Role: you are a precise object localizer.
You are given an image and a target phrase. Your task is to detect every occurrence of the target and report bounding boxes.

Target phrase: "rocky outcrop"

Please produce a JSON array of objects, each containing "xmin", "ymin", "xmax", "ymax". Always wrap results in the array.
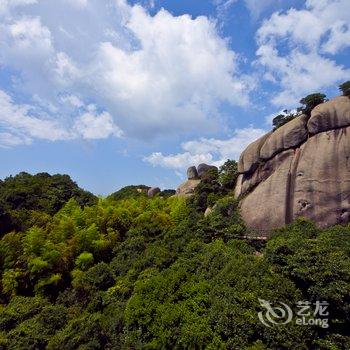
[
  {"xmin": 238, "ymin": 133, "xmax": 272, "ymax": 174},
  {"xmin": 176, "ymin": 164, "xmax": 218, "ymax": 196},
  {"xmin": 307, "ymin": 96, "xmax": 350, "ymax": 134},
  {"xmin": 147, "ymin": 187, "xmax": 161, "ymax": 197},
  {"xmin": 235, "ymin": 95, "xmax": 350, "ymax": 234},
  {"xmin": 187, "ymin": 166, "xmax": 199, "ymax": 180},
  {"xmin": 260, "ymin": 115, "xmax": 308, "ymax": 160},
  {"xmin": 197, "ymin": 163, "xmax": 218, "ymax": 178},
  {"xmin": 176, "ymin": 179, "xmax": 201, "ymax": 196}
]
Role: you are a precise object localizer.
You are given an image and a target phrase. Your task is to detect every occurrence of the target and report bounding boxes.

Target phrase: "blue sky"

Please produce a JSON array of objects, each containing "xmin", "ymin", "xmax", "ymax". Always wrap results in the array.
[{"xmin": 0, "ymin": 0, "xmax": 349, "ymax": 195}]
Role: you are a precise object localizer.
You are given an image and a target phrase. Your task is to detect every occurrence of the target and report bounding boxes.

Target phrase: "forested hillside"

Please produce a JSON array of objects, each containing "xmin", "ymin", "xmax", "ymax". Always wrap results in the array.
[
  {"xmin": 0, "ymin": 172, "xmax": 97, "ymax": 236},
  {"xmin": 0, "ymin": 170, "xmax": 349, "ymax": 349}
]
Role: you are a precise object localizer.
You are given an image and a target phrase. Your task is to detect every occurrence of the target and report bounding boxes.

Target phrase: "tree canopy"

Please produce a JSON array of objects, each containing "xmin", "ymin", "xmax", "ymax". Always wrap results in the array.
[
  {"xmin": 299, "ymin": 93, "xmax": 327, "ymax": 116},
  {"xmin": 339, "ymin": 80, "xmax": 350, "ymax": 97},
  {"xmin": 0, "ymin": 171, "xmax": 349, "ymax": 349},
  {"xmin": 0, "ymin": 172, "xmax": 97, "ymax": 236}
]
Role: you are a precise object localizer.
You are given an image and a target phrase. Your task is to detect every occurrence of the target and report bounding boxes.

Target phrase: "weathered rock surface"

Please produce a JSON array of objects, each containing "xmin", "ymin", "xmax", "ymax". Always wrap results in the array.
[
  {"xmin": 239, "ymin": 150, "xmax": 295, "ymax": 233},
  {"xmin": 176, "ymin": 179, "xmax": 201, "ymax": 196},
  {"xmin": 235, "ymin": 95, "xmax": 350, "ymax": 234},
  {"xmin": 237, "ymin": 149, "xmax": 295, "ymax": 197},
  {"xmin": 291, "ymin": 127, "xmax": 350, "ymax": 227},
  {"xmin": 147, "ymin": 187, "xmax": 161, "ymax": 197},
  {"xmin": 175, "ymin": 163, "xmax": 218, "ymax": 197},
  {"xmin": 260, "ymin": 115, "xmax": 308, "ymax": 160},
  {"xmin": 308, "ymin": 96, "xmax": 350, "ymax": 134},
  {"xmin": 187, "ymin": 166, "xmax": 199, "ymax": 180},
  {"xmin": 238, "ymin": 133, "xmax": 272, "ymax": 173},
  {"xmin": 197, "ymin": 163, "xmax": 218, "ymax": 178}
]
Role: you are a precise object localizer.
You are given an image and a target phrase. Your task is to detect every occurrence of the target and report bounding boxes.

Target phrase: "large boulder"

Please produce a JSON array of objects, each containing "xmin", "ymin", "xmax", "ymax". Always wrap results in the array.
[
  {"xmin": 260, "ymin": 115, "xmax": 308, "ymax": 160},
  {"xmin": 147, "ymin": 187, "xmax": 161, "ymax": 198},
  {"xmin": 307, "ymin": 96, "xmax": 350, "ymax": 134},
  {"xmin": 197, "ymin": 163, "xmax": 218, "ymax": 178},
  {"xmin": 238, "ymin": 132, "xmax": 272, "ymax": 174},
  {"xmin": 176, "ymin": 179, "xmax": 201, "ymax": 196},
  {"xmin": 235, "ymin": 95, "xmax": 350, "ymax": 234},
  {"xmin": 187, "ymin": 166, "xmax": 199, "ymax": 180}
]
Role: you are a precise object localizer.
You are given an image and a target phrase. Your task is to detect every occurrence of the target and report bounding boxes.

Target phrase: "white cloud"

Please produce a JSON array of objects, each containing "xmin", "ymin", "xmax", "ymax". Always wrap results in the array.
[
  {"xmin": 144, "ymin": 127, "xmax": 266, "ymax": 171},
  {"xmin": 1, "ymin": 16, "xmax": 54, "ymax": 62},
  {"xmin": 0, "ymin": 0, "xmax": 252, "ymax": 144},
  {"xmin": 0, "ymin": 90, "xmax": 123, "ymax": 147},
  {"xmin": 0, "ymin": 0, "xmax": 37, "ymax": 16},
  {"xmin": 54, "ymin": 52, "xmax": 80, "ymax": 84},
  {"xmin": 74, "ymin": 111, "xmax": 123, "ymax": 139},
  {"xmin": 0, "ymin": 132, "xmax": 31, "ymax": 147},
  {"xmin": 145, "ymin": 152, "xmax": 213, "ymax": 170},
  {"xmin": 256, "ymin": 0, "xmax": 350, "ymax": 107},
  {"xmin": 244, "ymin": 0, "xmax": 275, "ymax": 19},
  {"xmin": 60, "ymin": 94, "xmax": 84, "ymax": 108},
  {"xmin": 0, "ymin": 90, "xmax": 72, "ymax": 144},
  {"xmin": 64, "ymin": 0, "xmax": 88, "ymax": 9},
  {"xmin": 88, "ymin": 5, "xmax": 251, "ymax": 138},
  {"xmin": 214, "ymin": 0, "xmax": 276, "ymax": 20}
]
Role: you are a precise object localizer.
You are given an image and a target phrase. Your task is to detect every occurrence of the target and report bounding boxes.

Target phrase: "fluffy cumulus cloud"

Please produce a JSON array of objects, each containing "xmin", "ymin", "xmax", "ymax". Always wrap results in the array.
[
  {"xmin": 0, "ymin": 0, "xmax": 251, "ymax": 146},
  {"xmin": 256, "ymin": 0, "xmax": 350, "ymax": 107},
  {"xmin": 0, "ymin": 90, "xmax": 121, "ymax": 147},
  {"xmin": 74, "ymin": 110, "xmax": 123, "ymax": 140},
  {"xmin": 0, "ymin": 90, "xmax": 71, "ymax": 146},
  {"xmin": 144, "ymin": 127, "xmax": 266, "ymax": 171}
]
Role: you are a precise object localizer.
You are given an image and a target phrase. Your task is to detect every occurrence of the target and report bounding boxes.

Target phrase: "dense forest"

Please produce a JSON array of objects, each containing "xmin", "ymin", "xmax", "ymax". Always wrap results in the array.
[{"xmin": 0, "ymin": 170, "xmax": 349, "ymax": 349}]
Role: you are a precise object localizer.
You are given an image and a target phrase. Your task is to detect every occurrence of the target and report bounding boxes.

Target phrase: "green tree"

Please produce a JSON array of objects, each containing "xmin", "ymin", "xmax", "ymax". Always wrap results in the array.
[
  {"xmin": 299, "ymin": 93, "xmax": 326, "ymax": 116},
  {"xmin": 75, "ymin": 252, "xmax": 94, "ymax": 270},
  {"xmin": 272, "ymin": 110, "xmax": 298, "ymax": 130},
  {"xmin": 339, "ymin": 80, "xmax": 350, "ymax": 97},
  {"xmin": 219, "ymin": 159, "xmax": 239, "ymax": 189}
]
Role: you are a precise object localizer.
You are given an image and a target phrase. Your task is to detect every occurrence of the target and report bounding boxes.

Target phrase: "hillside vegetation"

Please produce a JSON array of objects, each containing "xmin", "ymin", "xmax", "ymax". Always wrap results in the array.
[{"xmin": 0, "ymin": 171, "xmax": 349, "ymax": 349}]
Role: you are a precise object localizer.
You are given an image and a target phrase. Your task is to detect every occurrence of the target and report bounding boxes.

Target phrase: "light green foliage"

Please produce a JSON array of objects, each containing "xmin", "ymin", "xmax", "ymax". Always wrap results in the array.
[
  {"xmin": 29, "ymin": 257, "xmax": 50, "ymax": 275},
  {"xmin": 0, "ymin": 180, "xmax": 349, "ymax": 349},
  {"xmin": 0, "ymin": 172, "xmax": 97, "ymax": 236},
  {"xmin": 75, "ymin": 252, "xmax": 94, "ymax": 270},
  {"xmin": 2, "ymin": 269, "xmax": 23, "ymax": 296}
]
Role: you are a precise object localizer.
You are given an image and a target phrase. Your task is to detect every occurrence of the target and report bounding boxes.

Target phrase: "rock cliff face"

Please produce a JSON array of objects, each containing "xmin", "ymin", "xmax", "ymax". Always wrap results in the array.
[{"xmin": 235, "ymin": 96, "xmax": 350, "ymax": 234}]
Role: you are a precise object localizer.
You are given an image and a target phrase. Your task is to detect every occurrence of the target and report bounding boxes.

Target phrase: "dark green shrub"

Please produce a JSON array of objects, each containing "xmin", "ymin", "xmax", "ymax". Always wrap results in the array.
[
  {"xmin": 272, "ymin": 110, "xmax": 298, "ymax": 130},
  {"xmin": 219, "ymin": 159, "xmax": 239, "ymax": 189},
  {"xmin": 339, "ymin": 80, "xmax": 350, "ymax": 97},
  {"xmin": 299, "ymin": 93, "xmax": 326, "ymax": 116}
]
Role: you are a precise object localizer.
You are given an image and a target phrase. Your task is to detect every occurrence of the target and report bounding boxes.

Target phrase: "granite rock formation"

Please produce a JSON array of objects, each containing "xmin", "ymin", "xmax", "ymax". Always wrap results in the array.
[
  {"xmin": 147, "ymin": 187, "xmax": 161, "ymax": 198},
  {"xmin": 176, "ymin": 164, "xmax": 218, "ymax": 196},
  {"xmin": 235, "ymin": 95, "xmax": 350, "ymax": 234},
  {"xmin": 187, "ymin": 166, "xmax": 199, "ymax": 180},
  {"xmin": 197, "ymin": 163, "xmax": 218, "ymax": 179},
  {"xmin": 176, "ymin": 179, "xmax": 201, "ymax": 196}
]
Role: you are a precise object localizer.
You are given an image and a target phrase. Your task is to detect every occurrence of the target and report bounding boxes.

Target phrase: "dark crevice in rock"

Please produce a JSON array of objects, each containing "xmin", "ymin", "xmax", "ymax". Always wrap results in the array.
[{"xmin": 286, "ymin": 148, "xmax": 302, "ymax": 224}]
